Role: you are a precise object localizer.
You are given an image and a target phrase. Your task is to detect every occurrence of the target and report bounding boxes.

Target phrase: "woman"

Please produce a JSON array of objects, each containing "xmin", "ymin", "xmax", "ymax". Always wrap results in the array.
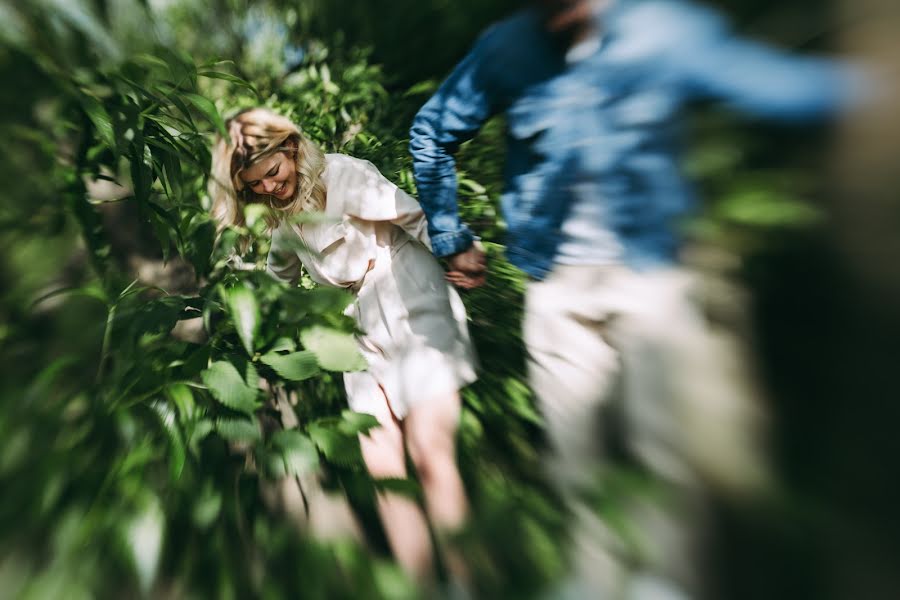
[{"xmin": 208, "ymin": 108, "xmax": 476, "ymax": 583}]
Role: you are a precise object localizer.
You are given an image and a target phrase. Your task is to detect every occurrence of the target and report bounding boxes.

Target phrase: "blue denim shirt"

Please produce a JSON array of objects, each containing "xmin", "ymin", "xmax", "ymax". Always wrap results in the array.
[{"xmin": 409, "ymin": 0, "xmax": 860, "ymax": 279}]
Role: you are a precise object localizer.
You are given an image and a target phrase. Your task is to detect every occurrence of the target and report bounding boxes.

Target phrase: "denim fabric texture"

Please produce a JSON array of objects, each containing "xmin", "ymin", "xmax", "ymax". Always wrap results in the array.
[{"xmin": 409, "ymin": 0, "xmax": 858, "ymax": 279}]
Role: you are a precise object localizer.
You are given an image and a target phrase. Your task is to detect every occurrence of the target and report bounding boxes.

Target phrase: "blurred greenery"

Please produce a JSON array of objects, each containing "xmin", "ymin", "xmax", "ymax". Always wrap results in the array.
[{"xmin": 1, "ymin": 1, "xmax": 897, "ymax": 599}]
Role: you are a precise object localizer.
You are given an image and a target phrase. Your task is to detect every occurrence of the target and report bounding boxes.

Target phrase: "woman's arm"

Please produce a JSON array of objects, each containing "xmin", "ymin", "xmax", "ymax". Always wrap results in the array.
[
  {"xmin": 341, "ymin": 158, "xmax": 433, "ymax": 250},
  {"xmin": 266, "ymin": 225, "xmax": 302, "ymax": 284}
]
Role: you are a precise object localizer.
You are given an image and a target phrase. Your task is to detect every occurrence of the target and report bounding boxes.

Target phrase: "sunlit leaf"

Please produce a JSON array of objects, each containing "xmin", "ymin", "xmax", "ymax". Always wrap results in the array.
[
  {"xmin": 192, "ymin": 484, "xmax": 222, "ymax": 529},
  {"xmin": 132, "ymin": 53, "xmax": 171, "ymax": 72},
  {"xmin": 404, "ymin": 79, "xmax": 439, "ymax": 96},
  {"xmin": 268, "ymin": 337, "xmax": 297, "ymax": 353},
  {"xmin": 717, "ymin": 190, "xmax": 822, "ymax": 228},
  {"xmin": 184, "ymin": 92, "xmax": 227, "ymax": 137},
  {"xmin": 260, "ymin": 350, "xmax": 320, "ymax": 381},
  {"xmin": 300, "ymin": 325, "xmax": 366, "ymax": 372},
  {"xmin": 151, "ymin": 401, "xmax": 186, "ymax": 481},
  {"xmin": 271, "ymin": 429, "xmax": 320, "ymax": 477},
  {"xmin": 198, "ymin": 70, "xmax": 260, "ymax": 98},
  {"xmin": 308, "ymin": 420, "xmax": 364, "ymax": 468},
  {"xmin": 281, "ymin": 286, "xmax": 355, "ymax": 316},
  {"xmin": 125, "ymin": 495, "xmax": 164, "ymax": 594},
  {"xmin": 81, "ymin": 96, "xmax": 115, "ymax": 150},
  {"xmin": 339, "ymin": 410, "xmax": 380, "ymax": 435},
  {"xmin": 200, "ymin": 361, "xmax": 258, "ymax": 415},
  {"xmin": 189, "ymin": 419, "xmax": 214, "ymax": 455},
  {"xmin": 216, "ymin": 417, "xmax": 261, "ymax": 443},
  {"xmin": 224, "ymin": 285, "xmax": 258, "ymax": 355}
]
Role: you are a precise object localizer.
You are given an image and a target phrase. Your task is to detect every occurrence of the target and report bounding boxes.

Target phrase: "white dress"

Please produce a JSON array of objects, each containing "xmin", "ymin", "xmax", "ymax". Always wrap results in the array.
[{"xmin": 266, "ymin": 154, "xmax": 477, "ymax": 417}]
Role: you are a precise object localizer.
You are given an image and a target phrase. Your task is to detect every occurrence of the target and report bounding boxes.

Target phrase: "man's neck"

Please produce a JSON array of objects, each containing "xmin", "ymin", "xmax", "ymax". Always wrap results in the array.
[{"xmin": 539, "ymin": 0, "xmax": 608, "ymax": 50}]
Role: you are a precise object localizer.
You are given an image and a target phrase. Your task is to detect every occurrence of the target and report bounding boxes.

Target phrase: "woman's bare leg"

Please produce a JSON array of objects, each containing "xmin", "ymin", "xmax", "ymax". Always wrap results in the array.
[
  {"xmin": 359, "ymin": 387, "xmax": 434, "ymax": 582},
  {"xmin": 404, "ymin": 391, "xmax": 469, "ymax": 576}
]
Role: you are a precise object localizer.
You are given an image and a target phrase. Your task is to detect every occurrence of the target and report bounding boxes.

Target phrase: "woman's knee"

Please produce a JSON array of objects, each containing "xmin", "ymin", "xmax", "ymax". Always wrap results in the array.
[
  {"xmin": 405, "ymin": 403, "xmax": 460, "ymax": 483},
  {"xmin": 360, "ymin": 422, "xmax": 406, "ymax": 479}
]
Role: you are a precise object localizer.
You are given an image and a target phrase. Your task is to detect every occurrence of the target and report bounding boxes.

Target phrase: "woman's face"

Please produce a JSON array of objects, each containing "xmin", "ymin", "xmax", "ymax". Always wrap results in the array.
[{"xmin": 239, "ymin": 150, "xmax": 297, "ymax": 202}]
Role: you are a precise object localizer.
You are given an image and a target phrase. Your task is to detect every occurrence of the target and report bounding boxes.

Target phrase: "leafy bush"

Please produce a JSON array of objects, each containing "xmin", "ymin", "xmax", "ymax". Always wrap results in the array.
[{"xmin": 0, "ymin": 1, "xmax": 844, "ymax": 599}]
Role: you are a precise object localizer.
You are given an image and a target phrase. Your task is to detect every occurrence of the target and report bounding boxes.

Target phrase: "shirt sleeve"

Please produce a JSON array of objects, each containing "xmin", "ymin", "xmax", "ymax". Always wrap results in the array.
[
  {"xmin": 266, "ymin": 224, "xmax": 302, "ymax": 284},
  {"xmin": 341, "ymin": 158, "xmax": 433, "ymax": 250},
  {"xmin": 409, "ymin": 29, "xmax": 499, "ymax": 257},
  {"xmin": 660, "ymin": 1, "xmax": 866, "ymax": 120}
]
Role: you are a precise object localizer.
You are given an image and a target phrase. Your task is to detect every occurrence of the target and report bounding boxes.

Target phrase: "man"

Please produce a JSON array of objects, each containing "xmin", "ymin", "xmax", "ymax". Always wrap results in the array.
[{"xmin": 410, "ymin": 0, "xmax": 862, "ymax": 596}]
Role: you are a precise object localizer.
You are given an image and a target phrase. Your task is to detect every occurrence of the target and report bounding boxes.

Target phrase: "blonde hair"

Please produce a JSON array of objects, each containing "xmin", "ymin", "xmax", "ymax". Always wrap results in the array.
[{"xmin": 208, "ymin": 107, "xmax": 326, "ymax": 232}]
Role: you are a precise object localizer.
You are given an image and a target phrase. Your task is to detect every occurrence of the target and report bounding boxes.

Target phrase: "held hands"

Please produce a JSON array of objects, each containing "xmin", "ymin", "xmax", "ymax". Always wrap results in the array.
[{"xmin": 444, "ymin": 242, "xmax": 487, "ymax": 290}]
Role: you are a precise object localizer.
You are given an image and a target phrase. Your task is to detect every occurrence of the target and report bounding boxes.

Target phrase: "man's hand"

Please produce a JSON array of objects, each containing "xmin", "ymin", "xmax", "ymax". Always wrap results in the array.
[{"xmin": 445, "ymin": 243, "xmax": 487, "ymax": 289}]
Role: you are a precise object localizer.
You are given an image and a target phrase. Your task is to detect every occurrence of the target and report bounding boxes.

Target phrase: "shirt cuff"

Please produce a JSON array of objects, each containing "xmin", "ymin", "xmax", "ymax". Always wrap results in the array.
[{"xmin": 429, "ymin": 230, "xmax": 475, "ymax": 258}]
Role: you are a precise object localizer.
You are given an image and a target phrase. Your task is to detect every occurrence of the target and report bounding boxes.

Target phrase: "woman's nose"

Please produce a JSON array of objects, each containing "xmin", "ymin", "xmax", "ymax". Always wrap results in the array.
[{"xmin": 262, "ymin": 179, "xmax": 276, "ymax": 193}]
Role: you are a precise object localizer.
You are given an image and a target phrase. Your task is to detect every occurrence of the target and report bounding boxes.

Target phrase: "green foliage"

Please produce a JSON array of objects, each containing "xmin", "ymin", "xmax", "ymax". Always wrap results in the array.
[
  {"xmin": 0, "ymin": 1, "xmax": 836, "ymax": 598},
  {"xmin": 202, "ymin": 361, "xmax": 261, "ymax": 415},
  {"xmin": 261, "ymin": 349, "xmax": 321, "ymax": 381},
  {"xmin": 301, "ymin": 325, "xmax": 368, "ymax": 372}
]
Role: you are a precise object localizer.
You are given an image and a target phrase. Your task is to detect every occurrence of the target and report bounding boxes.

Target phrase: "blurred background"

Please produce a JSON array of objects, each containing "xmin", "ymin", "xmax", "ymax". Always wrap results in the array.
[{"xmin": 0, "ymin": 0, "xmax": 898, "ymax": 598}]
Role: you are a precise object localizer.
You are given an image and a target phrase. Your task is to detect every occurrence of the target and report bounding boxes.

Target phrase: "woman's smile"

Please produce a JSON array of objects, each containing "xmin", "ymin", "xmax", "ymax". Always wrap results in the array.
[{"xmin": 239, "ymin": 150, "xmax": 297, "ymax": 201}]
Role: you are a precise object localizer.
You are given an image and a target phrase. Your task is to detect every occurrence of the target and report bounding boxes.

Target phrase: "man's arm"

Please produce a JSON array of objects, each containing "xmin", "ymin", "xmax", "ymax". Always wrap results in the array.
[
  {"xmin": 652, "ymin": 1, "xmax": 867, "ymax": 120},
  {"xmin": 409, "ymin": 30, "xmax": 499, "ymax": 260}
]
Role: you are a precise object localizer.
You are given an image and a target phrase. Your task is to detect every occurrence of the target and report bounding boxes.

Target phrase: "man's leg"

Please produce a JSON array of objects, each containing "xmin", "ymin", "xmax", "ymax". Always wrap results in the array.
[
  {"xmin": 609, "ymin": 268, "xmax": 768, "ymax": 597},
  {"xmin": 524, "ymin": 264, "xmax": 626, "ymax": 596}
]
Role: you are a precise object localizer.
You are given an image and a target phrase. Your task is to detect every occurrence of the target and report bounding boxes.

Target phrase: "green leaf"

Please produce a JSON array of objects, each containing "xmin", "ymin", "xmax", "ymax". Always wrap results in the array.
[
  {"xmin": 242, "ymin": 358, "xmax": 259, "ymax": 387},
  {"xmin": 184, "ymin": 93, "xmax": 227, "ymax": 137},
  {"xmin": 81, "ymin": 96, "xmax": 115, "ymax": 150},
  {"xmin": 339, "ymin": 410, "xmax": 380, "ymax": 435},
  {"xmin": 268, "ymin": 337, "xmax": 297, "ymax": 353},
  {"xmin": 373, "ymin": 477, "xmax": 422, "ymax": 499},
  {"xmin": 308, "ymin": 420, "xmax": 364, "ymax": 468},
  {"xmin": 300, "ymin": 325, "xmax": 366, "ymax": 372},
  {"xmin": 271, "ymin": 429, "xmax": 320, "ymax": 477},
  {"xmin": 259, "ymin": 447, "xmax": 288, "ymax": 478},
  {"xmin": 189, "ymin": 419, "xmax": 214, "ymax": 455},
  {"xmin": 125, "ymin": 495, "xmax": 164, "ymax": 593},
  {"xmin": 192, "ymin": 484, "xmax": 222, "ymax": 529},
  {"xmin": 243, "ymin": 203, "xmax": 270, "ymax": 230},
  {"xmin": 260, "ymin": 350, "xmax": 320, "ymax": 381},
  {"xmin": 200, "ymin": 361, "xmax": 258, "ymax": 415},
  {"xmin": 187, "ymin": 219, "xmax": 215, "ymax": 277},
  {"xmin": 129, "ymin": 138, "xmax": 153, "ymax": 208},
  {"xmin": 459, "ymin": 178, "xmax": 487, "ymax": 195},
  {"xmin": 197, "ymin": 70, "xmax": 260, "ymax": 98},
  {"xmin": 404, "ymin": 79, "xmax": 439, "ymax": 97},
  {"xmin": 132, "ymin": 53, "xmax": 171, "ymax": 72},
  {"xmin": 165, "ymin": 383, "xmax": 196, "ymax": 422},
  {"xmin": 281, "ymin": 286, "xmax": 355, "ymax": 316},
  {"xmin": 31, "ymin": 283, "xmax": 108, "ymax": 309},
  {"xmin": 224, "ymin": 285, "xmax": 259, "ymax": 356},
  {"xmin": 717, "ymin": 190, "xmax": 822, "ymax": 228},
  {"xmin": 151, "ymin": 401, "xmax": 186, "ymax": 481},
  {"xmin": 216, "ymin": 417, "xmax": 261, "ymax": 443},
  {"xmin": 130, "ymin": 295, "xmax": 187, "ymax": 336}
]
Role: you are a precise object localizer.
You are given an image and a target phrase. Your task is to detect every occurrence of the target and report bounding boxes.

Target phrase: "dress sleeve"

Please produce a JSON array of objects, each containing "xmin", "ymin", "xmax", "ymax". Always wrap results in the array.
[
  {"xmin": 340, "ymin": 158, "xmax": 433, "ymax": 250},
  {"xmin": 266, "ymin": 224, "xmax": 302, "ymax": 284}
]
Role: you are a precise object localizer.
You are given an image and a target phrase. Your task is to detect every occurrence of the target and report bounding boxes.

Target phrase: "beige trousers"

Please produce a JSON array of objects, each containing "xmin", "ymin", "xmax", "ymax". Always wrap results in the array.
[{"xmin": 524, "ymin": 264, "xmax": 767, "ymax": 598}]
